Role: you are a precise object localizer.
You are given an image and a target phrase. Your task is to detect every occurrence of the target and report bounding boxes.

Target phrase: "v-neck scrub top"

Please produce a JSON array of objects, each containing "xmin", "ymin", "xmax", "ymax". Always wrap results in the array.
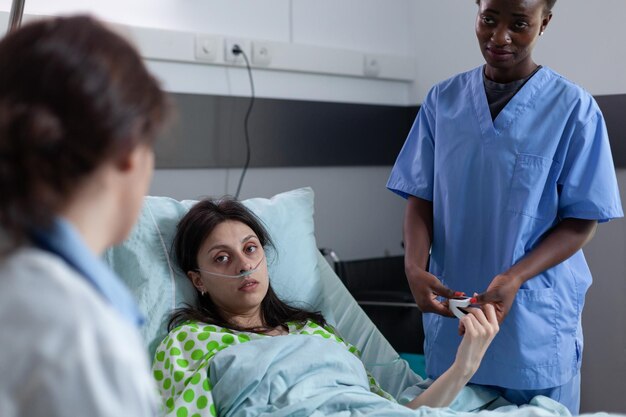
[{"xmin": 387, "ymin": 66, "xmax": 623, "ymax": 390}]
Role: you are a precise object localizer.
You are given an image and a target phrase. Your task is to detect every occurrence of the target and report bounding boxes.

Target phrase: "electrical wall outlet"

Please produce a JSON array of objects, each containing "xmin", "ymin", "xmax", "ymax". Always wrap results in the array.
[
  {"xmin": 224, "ymin": 38, "xmax": 250, "ymax": 64},
  {"xmin": 194, "ymin": 34, "xmax": 219, "ymax": 63},
  {"xmin": 251, "ymin": 41, "xmax": 272, "ymax": 66},
  {"xmin": 363, "ymin": 54, "xmax": 381, "ymax": 77}
]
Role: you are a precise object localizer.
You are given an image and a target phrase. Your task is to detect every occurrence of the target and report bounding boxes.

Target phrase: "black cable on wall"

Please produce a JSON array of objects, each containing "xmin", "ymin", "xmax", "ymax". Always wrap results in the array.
[{"xmin": 231, "ymin": 44, "xmax": 255, "ymax": 199}]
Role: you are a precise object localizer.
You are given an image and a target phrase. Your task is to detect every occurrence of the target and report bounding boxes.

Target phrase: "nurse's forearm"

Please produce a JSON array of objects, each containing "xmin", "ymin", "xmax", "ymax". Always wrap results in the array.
[
  {"xmin": 403, "ymin": 196, "xmax": 433, "ymax": 273},
  {"xmin": 404, "ymin": 196, "xmax": 456, "ymax": 314},
  {"xmin": 503, "ymin": 218, "xmax": 597, "ymax": 285}
]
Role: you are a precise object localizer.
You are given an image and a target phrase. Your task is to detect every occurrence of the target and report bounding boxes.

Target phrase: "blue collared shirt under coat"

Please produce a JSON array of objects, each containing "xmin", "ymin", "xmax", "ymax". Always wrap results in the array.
[
  {"xmin": 31, "ymin": 217, "xmax": 144, "ymax": 327},
  {"xmin": 387, "ymin": 66, "xmax": 623, "ymax": 389}
]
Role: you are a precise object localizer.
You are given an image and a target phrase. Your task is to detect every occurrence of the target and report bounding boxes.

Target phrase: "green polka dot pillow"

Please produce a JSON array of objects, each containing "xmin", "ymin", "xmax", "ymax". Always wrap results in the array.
[{"xmin": 104, "ymin": 187, "xmax": 322, "ymax": 358}]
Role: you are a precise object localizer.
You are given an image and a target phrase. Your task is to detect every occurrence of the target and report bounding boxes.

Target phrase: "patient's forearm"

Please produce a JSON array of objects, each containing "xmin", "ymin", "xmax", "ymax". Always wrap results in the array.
[{"xmin": 404, "ymin": 362, "xmax": 471, "ymax": 409}]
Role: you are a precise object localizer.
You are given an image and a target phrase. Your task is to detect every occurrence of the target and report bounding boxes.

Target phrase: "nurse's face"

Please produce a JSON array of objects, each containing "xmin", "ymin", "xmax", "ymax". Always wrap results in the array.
[
  {"xmin": 475, "ymin": 0, "xmax": 552, "ymax": 83},
  {"xmin": 188, "ymin": 220, "xmax": 269, "ymax": 320}
]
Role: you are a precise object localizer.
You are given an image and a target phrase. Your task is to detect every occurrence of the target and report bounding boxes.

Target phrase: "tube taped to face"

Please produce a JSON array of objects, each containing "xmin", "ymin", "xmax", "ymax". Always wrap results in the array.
[{"xmin": 196, "ymin": 255, "xmax": 265, "ymax": 279}]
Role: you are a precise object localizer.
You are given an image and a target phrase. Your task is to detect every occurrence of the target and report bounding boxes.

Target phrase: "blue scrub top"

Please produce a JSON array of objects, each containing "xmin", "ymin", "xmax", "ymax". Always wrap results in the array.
[{"xmin": 387, "ymin": 66, "xmax": 623, "ymax": 389}]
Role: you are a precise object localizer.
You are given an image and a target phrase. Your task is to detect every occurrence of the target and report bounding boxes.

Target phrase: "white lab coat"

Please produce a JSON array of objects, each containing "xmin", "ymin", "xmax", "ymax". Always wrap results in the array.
[{"xmin": 0, "ymin": 247, "xmax": 159, "ymax": 417}]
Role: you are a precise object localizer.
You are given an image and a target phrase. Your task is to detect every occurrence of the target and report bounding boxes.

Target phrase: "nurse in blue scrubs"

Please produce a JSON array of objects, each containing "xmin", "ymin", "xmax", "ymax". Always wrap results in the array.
[{"xmin": 387, "ymin": 0, "xmax": 623, "ymax": 413}]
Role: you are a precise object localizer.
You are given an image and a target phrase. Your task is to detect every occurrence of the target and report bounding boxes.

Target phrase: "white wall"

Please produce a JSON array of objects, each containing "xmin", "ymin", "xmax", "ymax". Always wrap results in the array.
[
  {"xmin": 0, "ymin": 0, "xmax": 412, "ymax": 54},
  {"xmin": 0, "ymin": 0, "xmax": 415, "ymax": 105},
  {"xmin": 408, "ymin": 1, "xmax": 482, "ymax": 102}
]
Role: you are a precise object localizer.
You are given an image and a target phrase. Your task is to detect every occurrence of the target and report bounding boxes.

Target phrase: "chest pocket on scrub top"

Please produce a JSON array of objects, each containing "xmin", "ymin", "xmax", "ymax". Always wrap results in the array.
[{"xmin": 507, "ymin": 153, "xmax": 559, "ymax": 220}]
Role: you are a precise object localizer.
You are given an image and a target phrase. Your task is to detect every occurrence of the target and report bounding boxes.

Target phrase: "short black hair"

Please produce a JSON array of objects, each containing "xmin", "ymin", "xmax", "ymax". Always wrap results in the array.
[
  {"xmin": 475, "ymin": 0, "xmax": 556, "ymax": 13},
  {"xmin": 546, "ymin": 0, "xmax": 557, "ymax": 10}
]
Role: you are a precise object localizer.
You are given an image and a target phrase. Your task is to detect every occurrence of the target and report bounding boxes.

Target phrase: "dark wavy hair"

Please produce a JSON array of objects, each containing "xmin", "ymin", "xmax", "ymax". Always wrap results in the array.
[
  {"xmin": 168, "ymin": 198, "xmax": 326, "ymax": 332},
  {"xmin": 0, "ymin": 15, "xmax": 170, "ymax": 244}
]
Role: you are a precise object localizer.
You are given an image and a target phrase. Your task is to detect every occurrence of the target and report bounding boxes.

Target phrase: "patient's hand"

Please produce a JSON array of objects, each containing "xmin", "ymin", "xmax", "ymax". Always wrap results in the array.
[
  {"xmin": 406, "ymin": 269, "xmax": 458, "ymax": 317},
  {"xmin": 404, "ymin": 304, "xmax": 499, "ymax": 410},
  {"xmin": 454, "ymin": 304, "xmax": 499, "ymax": 377}
]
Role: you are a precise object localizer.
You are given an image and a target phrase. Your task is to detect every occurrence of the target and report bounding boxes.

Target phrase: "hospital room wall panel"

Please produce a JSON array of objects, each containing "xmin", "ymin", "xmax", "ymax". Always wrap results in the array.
[
  {"xmin": 152, "ymin": 93, "xmax": 415, "ymax": 168},
  {"xmin": 291, "ymin": 0, "xmax": 412, "ymax": 56},
  {"xmin": 0, "ymin": 0, "xmax": 292, "ymax": 41},
  {"xmin": 407, "ymin": 0, "xmax": 482, "ymax": 103},
  {"xmin": 532, "ymin": 0, "xmax": 626, "ymax": 97},
  {"xmin": 145, "ymin": 60, "xmax": 413, "ymax": 106},
  {"xmin": 1, "ymin": 3, "xmax": 418, "ymax": 106}
]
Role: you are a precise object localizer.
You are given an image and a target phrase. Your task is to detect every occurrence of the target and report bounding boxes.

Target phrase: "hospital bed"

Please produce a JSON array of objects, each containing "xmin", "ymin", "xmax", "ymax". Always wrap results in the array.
[
  {"xmin": 105, "ymin": 187, "xmax": 421, "ymax": 399},
  {"xmin": 103, "ymin": 187, "xmax": 579, "ymax": 415},
  {"xmin": 320, "ymin": 249, "xmax": 426, "ymax": 375}
]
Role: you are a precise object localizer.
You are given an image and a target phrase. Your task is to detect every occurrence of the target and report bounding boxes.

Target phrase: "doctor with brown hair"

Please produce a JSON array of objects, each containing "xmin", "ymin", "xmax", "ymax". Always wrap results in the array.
[{"xmin": 0, "ymin": 15, "xmax": 170, "ymax": 417}]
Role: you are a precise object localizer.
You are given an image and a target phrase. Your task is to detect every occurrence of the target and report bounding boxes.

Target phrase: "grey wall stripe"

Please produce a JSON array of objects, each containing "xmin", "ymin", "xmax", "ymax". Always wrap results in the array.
[
  {"xmin": 155, "ymin": 93, "xmax": 416, "ymax": 168},
  {"xmin": 156, "ymin": 93, "xmax": 624, "ymax": 169}
]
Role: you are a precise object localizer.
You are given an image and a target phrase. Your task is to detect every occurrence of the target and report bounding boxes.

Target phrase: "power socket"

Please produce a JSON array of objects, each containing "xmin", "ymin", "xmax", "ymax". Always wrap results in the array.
[
  {"xmin": 195, "ymin": 34, "xmax": 219, "ymax": 63},
  {"xmin": 224, "ymin": 38, "xmax": 250, "ymax": 64},
  {"xmin": 251, "ymin": 41, "xmax": 272, "ymax": 66},
  {"xmin": 363, "ymin": 54, "xmax": 381, "ymax": 77}
]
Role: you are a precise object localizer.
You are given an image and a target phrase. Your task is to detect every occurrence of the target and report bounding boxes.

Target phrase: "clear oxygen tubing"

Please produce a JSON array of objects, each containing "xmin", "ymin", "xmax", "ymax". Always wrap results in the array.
[{"xmin": 196, "ymin": 254, "xmax": 265, "ymax": 279}]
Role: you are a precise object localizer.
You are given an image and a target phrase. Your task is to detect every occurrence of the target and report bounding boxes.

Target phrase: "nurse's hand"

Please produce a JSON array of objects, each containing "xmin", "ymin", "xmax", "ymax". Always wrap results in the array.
[
  {"xmin": 406, "ymin": 268, "xmax": 460, "ymax": 317},
  {"xmin": 473, "ymin": 274, "xmax": 522, "ymax": 324},
  {"xmin": 454, "ymin": 304, "xmax": 499, "ymax": 376}
]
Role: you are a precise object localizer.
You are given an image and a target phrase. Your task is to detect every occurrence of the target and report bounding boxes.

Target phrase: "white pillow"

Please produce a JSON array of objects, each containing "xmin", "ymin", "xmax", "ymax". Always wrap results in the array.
[{"xmin": 104, "ymin": 187, "xmax": 322, "ymax": 357}]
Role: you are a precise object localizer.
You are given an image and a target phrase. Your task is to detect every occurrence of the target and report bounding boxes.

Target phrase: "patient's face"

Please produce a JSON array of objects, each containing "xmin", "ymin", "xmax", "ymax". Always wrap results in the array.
[{"xmin": 193, "ymin": 220, "xmax": 269, "ymax": 319}]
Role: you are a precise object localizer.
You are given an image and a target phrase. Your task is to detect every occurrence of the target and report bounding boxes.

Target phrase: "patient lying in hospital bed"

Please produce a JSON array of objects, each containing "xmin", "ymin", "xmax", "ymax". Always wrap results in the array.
[
  {"xmin": 153, "ymin": 197, "xmax": 500, "ymax": 416},
  {"xmin": 104, "ymin": 188, "xmax": 587, "ymax": 417}
]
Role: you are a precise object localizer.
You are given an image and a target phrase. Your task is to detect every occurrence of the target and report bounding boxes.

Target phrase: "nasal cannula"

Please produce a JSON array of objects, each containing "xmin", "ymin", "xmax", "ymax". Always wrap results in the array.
[{"xmin": 196, "ymin": 255, "xmax": 265, "ymax": 279}]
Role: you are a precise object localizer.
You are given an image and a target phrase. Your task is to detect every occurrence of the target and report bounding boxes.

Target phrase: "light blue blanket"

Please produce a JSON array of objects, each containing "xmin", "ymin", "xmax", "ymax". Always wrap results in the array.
[{"xmin": 209, "ymin": 335, "xmax": 571, "ymax": 417}]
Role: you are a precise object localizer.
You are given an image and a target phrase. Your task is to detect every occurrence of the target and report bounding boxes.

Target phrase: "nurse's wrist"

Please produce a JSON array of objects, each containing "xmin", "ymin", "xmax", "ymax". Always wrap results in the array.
[
  {"xmin": 404, "ymin": 262, "xmax": 426, "ymax": 278},
  {"xmin": 499, "ymin": 271, "xmax": 525, "ymax": 287}
]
